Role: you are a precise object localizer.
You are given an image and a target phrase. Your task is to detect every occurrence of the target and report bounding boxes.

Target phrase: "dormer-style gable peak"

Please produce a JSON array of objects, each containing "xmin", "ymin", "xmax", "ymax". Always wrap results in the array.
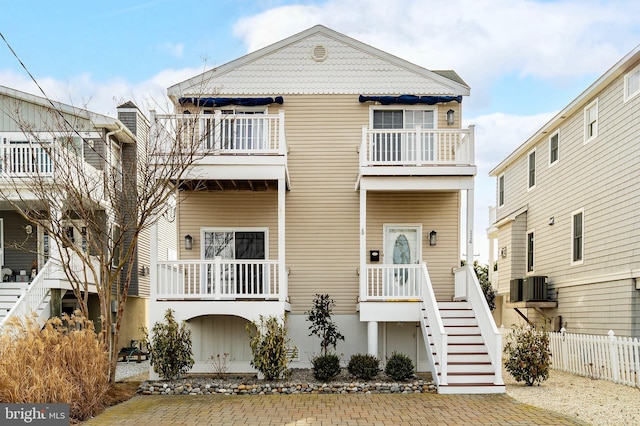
[{"xmin": 168, "ymin": 25, "xmax": 469, "ymax": 99}]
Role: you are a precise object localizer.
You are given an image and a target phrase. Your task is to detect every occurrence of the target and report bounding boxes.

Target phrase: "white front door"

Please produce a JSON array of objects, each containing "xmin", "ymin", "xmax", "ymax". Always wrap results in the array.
[{"xmin": 383, "ymin": 225, "xmax": 421, "ymax": 296}]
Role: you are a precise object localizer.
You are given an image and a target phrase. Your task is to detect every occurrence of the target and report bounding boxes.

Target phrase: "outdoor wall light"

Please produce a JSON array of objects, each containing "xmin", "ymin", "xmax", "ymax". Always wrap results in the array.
[
  {"xmin": 429, "ymin": 230, "xmax": 437, "ymax": 246},
  {"xmin": 446, "ymin": 109, "xmax": 455, "ymax": 126},
  {"xmin": 184, "ymin": 234, "xmax": 193, "ymax": 250}
]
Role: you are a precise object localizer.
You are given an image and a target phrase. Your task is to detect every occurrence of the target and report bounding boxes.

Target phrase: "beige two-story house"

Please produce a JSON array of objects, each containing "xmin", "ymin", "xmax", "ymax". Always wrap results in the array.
[
  {"xmin": 150, "ymin": 25, "xmax": 503, "ymax": 394},
  {"xmin": 488, "ymin": 44, "xmax": 640, "ymax": 337}
]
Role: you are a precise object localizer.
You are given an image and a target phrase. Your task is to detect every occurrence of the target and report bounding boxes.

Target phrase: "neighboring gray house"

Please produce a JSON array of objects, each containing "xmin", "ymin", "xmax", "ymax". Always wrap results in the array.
[
  {"xmin": 0, "ymin": 86, "xmax": 151, "ymax": 346},
  {"xmin": 487, "ymin": 44, "xmax": 640, "ymax": 337}
]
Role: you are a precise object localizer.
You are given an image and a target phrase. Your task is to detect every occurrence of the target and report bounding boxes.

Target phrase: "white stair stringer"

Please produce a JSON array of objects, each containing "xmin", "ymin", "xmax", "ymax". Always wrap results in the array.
[
  {"xmin": 421, "ymin": 301, "xmax": 505, "ymax": 394},
  {"xmin": 0, "ymin": 263, "xmax": 56, "ymax": 329}
]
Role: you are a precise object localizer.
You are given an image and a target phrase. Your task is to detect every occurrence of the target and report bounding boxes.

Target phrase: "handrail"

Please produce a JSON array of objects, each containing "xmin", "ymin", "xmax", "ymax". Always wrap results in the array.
[
  {"xmin": 458, "ymin": 265, "xmax": 503, "ymax": 385},
  {"xmin": 364, "ymin": 264, "xmax": 423, "ymax": 300},
  {"xmin": 360, "ymin": 126, "xmax": 474, "ymax": 166},
  {"xmin": 156, "ymin": 258, "xmax": 281, "ymax": 300},
  {"xmin": 418, "ymin": 262, "xmax": 448, "ymax": 386},
  {"xmin": 0, "ymin": 260, "xmax": 54, "ymax": 327}
]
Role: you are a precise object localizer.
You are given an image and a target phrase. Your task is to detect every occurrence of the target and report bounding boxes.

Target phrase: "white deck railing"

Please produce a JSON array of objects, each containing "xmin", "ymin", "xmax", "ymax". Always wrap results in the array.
[
  {"xmin": 455, "ymin": 265, "xmax": 503, "ymax": 385},
  {"xmin": 152, "ymin": 111, "xmax": 286, "ymax": 156},
  {"xmin": 156, "ymin": 258, "xmax": 282, "ymax": 300},
  {"xmin": 363, "ymin": 264, "xmax": 424, "ymax": 300},
  {"xmin": 360, "ymin": 126, "xmax": 474, "ymax": 167},
  {"xmin": 0, "ymin": 261, "xmax": 54, "ymax": 327},
  {"xmin": 418, "ymin": 262, "xmax": 448, "ymax": 385}
]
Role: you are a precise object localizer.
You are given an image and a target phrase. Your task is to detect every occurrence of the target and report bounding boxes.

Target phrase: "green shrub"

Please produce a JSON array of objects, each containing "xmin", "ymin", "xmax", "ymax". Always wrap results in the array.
[
  {"xmin": 347, "ymin": 353, "xmax": 380, "ymax": 380},
  {"xmin": 306, "ymin": 294, "xmax": 344, "ymax": 356},
  {"xmin": 247, "ymin": 315, "xmax": 295, "ymax": 380},
  {"xmin": 385, "ymin": 352, "xmax": 414, "ymax": 381},
  {"xmin": 147, "ymin": 309, "xmax": 194, "ymax": 380},
  {"xmin": 504, "ymin": 324, "xmax": 551, "ymax": 386},
  {"xmin": 312, "ymin": 353, "xmax": 341, "ymax": 381},
  {"xmin": 0, "ymin": 312, "xmax": 110, "ymax": 422}
]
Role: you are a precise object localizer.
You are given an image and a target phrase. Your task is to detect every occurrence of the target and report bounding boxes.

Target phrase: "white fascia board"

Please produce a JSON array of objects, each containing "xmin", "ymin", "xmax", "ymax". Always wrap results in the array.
[{"xmin": 359, "ymin": 175, "xmax": 474, "ymax": 191}]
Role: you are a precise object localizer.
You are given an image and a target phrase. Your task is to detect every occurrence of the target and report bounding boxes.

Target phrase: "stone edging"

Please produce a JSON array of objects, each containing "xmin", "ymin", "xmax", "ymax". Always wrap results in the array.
[{"xmin": 138, "ymin": 380, "xmax": 437, "ymax": 395}]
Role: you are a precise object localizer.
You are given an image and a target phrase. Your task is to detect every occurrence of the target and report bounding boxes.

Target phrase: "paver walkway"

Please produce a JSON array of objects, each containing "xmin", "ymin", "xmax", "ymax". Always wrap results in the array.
[{"xmin": 83, "ymin": 393, "xmax": 586, "ymax": 425}]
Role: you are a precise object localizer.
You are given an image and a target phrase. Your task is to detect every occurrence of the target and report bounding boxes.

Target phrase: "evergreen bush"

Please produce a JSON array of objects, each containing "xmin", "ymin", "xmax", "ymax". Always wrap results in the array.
[
  {"xmin": 312, "ymin": 353, "xmax": 341, "ymax": 381},
  {"xmin": 147, "ymin": 309, "xmax": 194, "ymax": 380},
  {"xmin": 385, "ymin": 352, "xmax": 414, "ymax": 381},
  {"xmin": 347, "ymin": 353, "xmax": 380, "ymax": 380},
  {"xmin": 247, "ymin": 315, "xmax": 295, "ymax": 380},
  {"xmin": 504, "ymin": 324, "xmax": 551, "ymax": 386}
]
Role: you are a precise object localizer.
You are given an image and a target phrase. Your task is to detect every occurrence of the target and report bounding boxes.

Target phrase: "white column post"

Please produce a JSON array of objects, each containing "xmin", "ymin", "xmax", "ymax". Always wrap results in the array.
[
  {"xmin": 278, "ymin": 177, "xmax": 287, "ymax": 302},
  {"xmin": 367, "ymin": 321, "xmax": 378, "ymax": 356},
  {"xmin": 148, "ymin": 221, "xmax": 159, "ymax": 380},
  {"xmin": 608, "ymin": 330, "xmax": 620, "ymax": 382},
  {"xmin": 360, "ymin": 188, "xmax": 367, "ymax": 302},
  {"xmin": 466, "ymin": 188, "xmax": 474, "ymax": 267}
]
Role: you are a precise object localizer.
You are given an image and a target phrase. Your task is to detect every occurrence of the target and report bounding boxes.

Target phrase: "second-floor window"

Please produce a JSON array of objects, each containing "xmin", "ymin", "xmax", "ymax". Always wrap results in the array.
[
  {"xmin": 528, "ymin": 150, "xmax": 536, "ymax": 189},
  {"xmin": 572, "ymin": 210, "xmax": 584, "ymax": 264},
  {"xmin": 498, "ymin": 174, "xmax": 505, "ymax": 207},
  {"xmin": 549, "ymin": 131, "xmax": 559, "ymax": 165},
  {"xmin": 584, "ymin": 99, "xmax": 598, "ymax": 142},
  {"xmin": 624, "ymin": 65, "xmax": 640, "ymax": 102},
  {"xmin": 527, "ymin": 231, "xmax": 534, "ymax": 272},
  {"xmin": 110, "ymin": 142, "xmax": 123, "ymax": 192}
]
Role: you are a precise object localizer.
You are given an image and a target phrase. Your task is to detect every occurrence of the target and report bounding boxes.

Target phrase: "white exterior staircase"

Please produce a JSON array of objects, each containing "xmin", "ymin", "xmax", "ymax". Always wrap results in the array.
[{"xmin": 432, "ymin": 301, "xmax": 504, "ymax": 393}]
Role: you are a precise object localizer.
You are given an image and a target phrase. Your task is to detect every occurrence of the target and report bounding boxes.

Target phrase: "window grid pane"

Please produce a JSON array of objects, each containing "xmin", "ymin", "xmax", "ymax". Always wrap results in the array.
[{"xmin": 528, "ymin": 152, "xmax": 536, "ymax": 187}]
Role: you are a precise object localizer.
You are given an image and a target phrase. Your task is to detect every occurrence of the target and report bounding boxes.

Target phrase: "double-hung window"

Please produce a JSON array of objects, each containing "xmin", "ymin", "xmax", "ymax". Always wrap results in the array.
[
  {"xmin": 549, "ymin": 131, "xmax": 559, "ymax": 166},
  {"xmin": 572, "ymin": 209, "xmax": 584, "ymax": 264},
  {"xmin": 528, "ymin": 150, "xmax": 536, "ymax": 189},
  {"xmin": 498, "ymin": 174, "xmax": 505, "ymax": 207},
  {"xmin": 527, "ymin": 231, "xmax": 535, "ymax": 273},
  {"xmin": 624, "ymin": 65, "xmax": 640, "ymax": 102},
  {"xmin": 584, "ymin": 99, "xmax": 598, "ymax": 143}
]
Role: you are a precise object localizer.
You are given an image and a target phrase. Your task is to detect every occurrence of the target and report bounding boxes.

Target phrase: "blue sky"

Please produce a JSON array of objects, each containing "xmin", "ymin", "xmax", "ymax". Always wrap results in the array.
[{"xmin": 2, "ymin": 0, "xmax": 639, "ymax": 262}]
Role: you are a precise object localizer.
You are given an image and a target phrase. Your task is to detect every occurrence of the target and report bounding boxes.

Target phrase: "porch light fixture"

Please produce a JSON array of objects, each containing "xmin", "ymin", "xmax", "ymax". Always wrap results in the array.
[
  {"xmin": 429, "ymin": 230, "xmax": 437, "ymax": 246},
  {"xmin": 184, "ymin": 234, "xmax": 193, "ymax": 250},
  {"xmin": 446, "ymin": 109, "xmax": 455, "ymax": 126}
]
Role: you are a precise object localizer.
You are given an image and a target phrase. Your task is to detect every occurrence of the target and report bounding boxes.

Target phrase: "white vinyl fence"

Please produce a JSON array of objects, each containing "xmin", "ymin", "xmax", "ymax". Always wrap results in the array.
[{"xmin": 502, "ymin": 327, "xmax": 640, "ymax": 388}]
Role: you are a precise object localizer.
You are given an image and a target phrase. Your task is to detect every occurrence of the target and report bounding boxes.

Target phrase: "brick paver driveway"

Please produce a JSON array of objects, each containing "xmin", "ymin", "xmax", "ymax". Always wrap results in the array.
[{"xmin": 83, "ymin": 393, "xmax": 585, "ymax": 425}]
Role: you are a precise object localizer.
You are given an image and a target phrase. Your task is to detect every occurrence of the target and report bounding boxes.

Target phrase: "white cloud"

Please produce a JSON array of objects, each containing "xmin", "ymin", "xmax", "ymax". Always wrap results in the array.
[
  {"xmin": 233, "ymin": 0, "xmax": 640, "ymax": 88},
  {"xmin": 157, "ymin": 42, "xmax": 185, "ymax": 58}
]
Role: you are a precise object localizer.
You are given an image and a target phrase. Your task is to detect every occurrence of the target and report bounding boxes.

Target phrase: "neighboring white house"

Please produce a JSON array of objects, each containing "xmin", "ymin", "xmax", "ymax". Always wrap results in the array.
[
  {"xmin": 150, "ymin": 25, "xmax": 503, "ymax": 394},
  {"xmin": 488, "ymin": 44, "xmax": 640, "ymax": 337},
  {"xmin": 0, "ymin": 86, "xmax": 152, "ymax": 346}
]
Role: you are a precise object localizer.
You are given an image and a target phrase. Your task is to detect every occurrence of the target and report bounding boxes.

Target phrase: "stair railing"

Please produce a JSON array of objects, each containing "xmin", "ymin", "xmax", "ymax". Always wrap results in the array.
[
  {"xmin": 457, "ymin": 265, "xmax": 504, "ymax": 385},
  {"xmin": 0, "ymin": 260, "xmax": 54, "ymax": 327},
  {"xmin": 418, "ymin": 262, "xmax": 448, "ymax": 385}
]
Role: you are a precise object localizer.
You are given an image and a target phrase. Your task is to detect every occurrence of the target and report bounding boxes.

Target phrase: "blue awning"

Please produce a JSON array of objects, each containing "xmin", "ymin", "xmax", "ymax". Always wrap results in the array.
[
  {"xmin": 358, "ymin": 94, "xmax": 462, "ymax": 105},
  {"xmin": 178, "ymin": 96, "xmax": 284, "ymax": 108}
]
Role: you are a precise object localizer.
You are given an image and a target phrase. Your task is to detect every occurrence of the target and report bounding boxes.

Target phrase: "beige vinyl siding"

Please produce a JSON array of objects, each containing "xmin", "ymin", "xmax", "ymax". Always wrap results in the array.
[
  {"xmin": 283, "ymin": 95, "xmax": 363, "ymax": 314},
  {"xmin": 178, "ymin": 191, "xmax": 279, "ymax": 261},
  {"xmin": 366, "ymin": 191, "xmax": 460, "ymax": 300}
]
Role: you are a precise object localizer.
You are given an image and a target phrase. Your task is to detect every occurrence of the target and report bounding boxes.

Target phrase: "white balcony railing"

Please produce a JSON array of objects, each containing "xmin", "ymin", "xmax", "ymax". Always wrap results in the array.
[
  {"xmin": 363, "ymin": 264, "xmax": 424, "ymax": 300},
  {"xmin": 156, "ymin": 258, "xmax": 283, "ymax": 300},
  {"xmin": 0, "ymin": 142, "xmax": 53, "ymax": 176},
  {"xmin": 360, "ymin": 126, "xmax": 474, "ymax": 167},
  {"xmin": 152, "ymin": 111, "xmax": 286, "ymax": 156}
]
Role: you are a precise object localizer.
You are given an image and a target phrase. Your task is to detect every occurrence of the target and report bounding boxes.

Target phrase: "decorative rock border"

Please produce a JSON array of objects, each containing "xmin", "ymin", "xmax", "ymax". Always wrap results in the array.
[{"xmin": 138, "ymin": 379, "xmax": 436, "ymax": 395}]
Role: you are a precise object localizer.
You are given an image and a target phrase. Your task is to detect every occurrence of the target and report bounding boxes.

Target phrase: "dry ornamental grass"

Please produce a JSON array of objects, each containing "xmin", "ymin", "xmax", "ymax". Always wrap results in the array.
[{"xmin": 0, "ymin": 312, "xmax": 110, "ymax": 422}]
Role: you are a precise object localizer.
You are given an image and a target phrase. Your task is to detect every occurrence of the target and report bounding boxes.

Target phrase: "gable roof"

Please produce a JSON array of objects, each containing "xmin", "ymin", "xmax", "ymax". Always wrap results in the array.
[
  {"xmin": 168, "ymin": 25, "xmax": 470, "ymax": 100},
  {"xmin": 490, "ymin": 43, "xmax": 640, "ymax": 176}
]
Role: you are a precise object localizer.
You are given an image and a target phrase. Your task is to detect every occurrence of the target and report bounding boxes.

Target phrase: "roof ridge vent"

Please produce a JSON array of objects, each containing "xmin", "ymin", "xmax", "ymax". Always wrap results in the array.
[{"xmin": 311, "ymin": 44, "xmax": 328, "ymax": 62}]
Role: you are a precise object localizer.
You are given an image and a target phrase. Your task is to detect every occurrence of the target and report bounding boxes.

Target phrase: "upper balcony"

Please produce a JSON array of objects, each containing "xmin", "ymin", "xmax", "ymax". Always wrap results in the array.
[
  {"xmin": 151, "ymin": 111, "xmax": 289, "ymax": 187},
  {"xmin": 357, "ymin": 125, "xmax": 476, "ymax": 191},
  {"xmin": 0, "ymin": 138, "xmax": 104, "ymax": 201}
]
